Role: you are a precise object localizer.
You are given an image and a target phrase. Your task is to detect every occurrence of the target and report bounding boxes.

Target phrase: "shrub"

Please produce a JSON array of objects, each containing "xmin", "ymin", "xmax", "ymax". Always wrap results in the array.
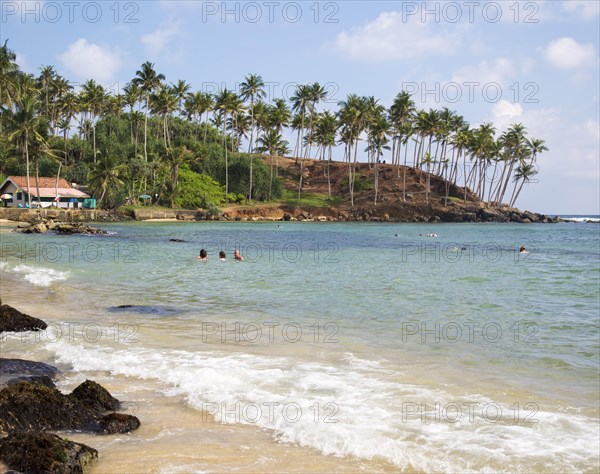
[{"xmin": 174, "ymin": 166, "xmax": 225, "ymax": 209}]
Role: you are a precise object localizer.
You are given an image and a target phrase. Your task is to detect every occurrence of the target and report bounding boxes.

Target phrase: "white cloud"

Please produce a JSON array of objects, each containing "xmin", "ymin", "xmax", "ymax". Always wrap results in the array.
[
  {"xmin": 58, "ymin": 39, "xmax": 122, "ymax": 83},
  {"xmin": 488, "ymin": 104, "xmax": 598, "ymax": 180},
  {"xmin": 452, "ymin": 58, "xmax": 515, "ymax": 86},
  {"xmin": 332, "ymin": 11, "xmax": 462, "ymax": 61},
  {"xmin": 15, "ymin": 52, "xmax": 30, "ymax": 72},
  {"xmin": 491, "ymin": 100, "xmax": 523, "ymax": 124},
  {"xmin": 562, "ymin": 0, "xmax": 600, "ymax": 20},
  {"xmin": 158, "ymin": 1, "xmax": 198, "ymax": 9},
  {"xmin": 544, "ymin": 37, "xmax": 596, "ymax": 70},
  {"xmin": 141, "ymin": 19, "xmax": 183, "ymax": 56}
]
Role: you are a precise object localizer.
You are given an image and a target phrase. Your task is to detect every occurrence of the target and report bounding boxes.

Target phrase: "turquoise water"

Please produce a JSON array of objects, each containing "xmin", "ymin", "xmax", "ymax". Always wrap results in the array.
[{"xmin": 1, "ymin": 221, "xmax": 599, "ymax": 472}]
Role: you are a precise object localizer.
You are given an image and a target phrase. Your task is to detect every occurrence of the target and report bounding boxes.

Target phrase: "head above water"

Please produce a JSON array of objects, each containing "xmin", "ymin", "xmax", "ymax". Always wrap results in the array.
[
  {"xmin": 219, "ymin": 251, "xmax": 226, "ymax": 259},
  {"xmin": 199, "ymin": 249, "xmax": 207, "ymax": 258}
]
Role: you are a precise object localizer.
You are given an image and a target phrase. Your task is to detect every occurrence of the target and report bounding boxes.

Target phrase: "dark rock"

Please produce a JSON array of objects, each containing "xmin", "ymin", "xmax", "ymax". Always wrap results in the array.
[
  {"xmin": 0, "ymin": 382, "xmax": 94, "ymax": 432},
  {"xmin": 521, "ymin": 211, "xmax": 538, "ymax": 223},
  {"xmin": 21, "ymin": 223, "xmax": 47, "ymax": 234},
  {"xmin": 6, "ymin": 376, "xmax": 56, "ymax": 389},
  {"xmin": 0, "ymin": 431, "xmax": 97, "ymax": 474},
  {"xmin": 97, "ymin": 413, "xmax": 141, "ymax": 434},
  {"xmin": 69, "ymin": 380, "xmax": 119, "ymax": 413},
  {"xmin": 283, "ymin": 213, "xmax": 292, "ymax": 221},
  {"xmin": 0, "ymin": 379, "xmax": 125, "ymax": 433},
  {"xmin": 0, "ymin": 305, "xmax": 47, "ymax": 333},
  {"xmin": 169, "ymin": 239, "xmax": 186, "ymax": 243},
  {"xmin": 0, "ymin": 359, "xmax": 58, "ymax": 389},
  {"xmin": 55, "ymin": 224, "xmax": 107, "ymax": 235}
]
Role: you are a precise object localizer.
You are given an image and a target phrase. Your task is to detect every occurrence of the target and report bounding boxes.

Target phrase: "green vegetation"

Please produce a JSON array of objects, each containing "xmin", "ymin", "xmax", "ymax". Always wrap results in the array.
[
  {"xmin": 281, "ymin": 189, "xmax": 341, "ymax": 207},
  {"xmin": 0, "ymin": 39, "xmax": 546, "ymax": 210},
  {"xmin": 175, "ymin": 166, "xmax": 224, "ymax": 209}
]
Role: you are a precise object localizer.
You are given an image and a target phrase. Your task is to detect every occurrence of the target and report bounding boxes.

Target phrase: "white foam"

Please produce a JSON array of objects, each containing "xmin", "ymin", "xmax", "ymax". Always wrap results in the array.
[
  {"xmin": 11, "ymin": 264, "xmax": 70, "ymax": 287},
  {"xmin": 562, "ymin": 217, "xmax": 600, "ymax": 222},
  {"xmin": 49, "ymin": 341, "xmax": 600, "ymax": 473}
]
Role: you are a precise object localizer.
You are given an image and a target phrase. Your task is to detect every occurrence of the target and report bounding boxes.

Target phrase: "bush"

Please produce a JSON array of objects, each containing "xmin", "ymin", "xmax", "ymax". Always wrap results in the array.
[
  {"xmin": 174, "ymin": 166, "xmax": 225, "ymax": 209},
  {"xmin": 205, "ymin": 202, "xmax": 221, "ymax": 218}
]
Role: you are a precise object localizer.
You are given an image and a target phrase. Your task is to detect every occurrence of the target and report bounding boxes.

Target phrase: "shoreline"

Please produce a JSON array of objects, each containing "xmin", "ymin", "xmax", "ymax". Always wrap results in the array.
[{"xmin": 1, "ymin": 206, "xmax": 596, "ymax": 225}]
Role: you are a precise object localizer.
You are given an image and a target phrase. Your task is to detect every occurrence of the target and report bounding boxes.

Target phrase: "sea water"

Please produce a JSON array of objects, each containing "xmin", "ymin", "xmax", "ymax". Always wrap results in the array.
[{"xmin": 1, "ymin": 221, "xmax": 598, "ymax": 473}]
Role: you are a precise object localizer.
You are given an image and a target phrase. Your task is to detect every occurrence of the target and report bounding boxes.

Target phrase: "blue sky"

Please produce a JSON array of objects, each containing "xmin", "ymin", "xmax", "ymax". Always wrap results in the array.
[{"xmin": 2, "ymin": 0, "xmax": 599, "ymax": 214}]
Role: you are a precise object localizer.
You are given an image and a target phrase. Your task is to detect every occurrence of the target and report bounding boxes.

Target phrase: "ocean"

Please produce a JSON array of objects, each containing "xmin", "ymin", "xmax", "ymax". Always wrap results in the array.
[{"xmin": 1, "ymin": 220, "xmax": 599, "ymax": 473}]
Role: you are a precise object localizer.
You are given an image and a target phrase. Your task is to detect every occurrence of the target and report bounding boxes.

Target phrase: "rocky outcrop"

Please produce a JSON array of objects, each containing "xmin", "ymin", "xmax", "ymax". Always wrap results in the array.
[
  {"xmin": 97, "ymin": 413, "xmax": 141, "ymax": 435},
  {"xmin": 0, "ymin": 305, "xmax": 47, "ymax": 333},
  {"xmin": 0, "ymin": 380, "xmax": 138, "ymax": 434},
  {"xmin": 16, "ymin": 218, "xmax": 107, "ymax": 235},
  {"xmin": 69, "ymin": 380, "xmax": 119, "ymax": 414},
  {"xmin": 0, "ymin": 359, "xmax": 58, "ymax": 389},
  {"xmin": 0, "ymin": 432, "xmax": 98, "ymax": 474}
]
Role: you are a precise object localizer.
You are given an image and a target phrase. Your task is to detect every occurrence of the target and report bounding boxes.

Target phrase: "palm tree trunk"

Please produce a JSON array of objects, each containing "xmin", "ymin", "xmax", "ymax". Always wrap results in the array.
[
  {"xmin": 374, "ymin": 147, "xmax": 380, "ymax": 205},
  {"xmin": 268, "ymin": 152, "xmax": 274, "ymax": 201},
  {"xmin": 25, "ymin": 135, "xmax": 31, "ymax": 207},
  {"xmin": 143, "ymin": 94, "xmax": 149, "ymax": 191},
  {"xmin": 35, "ymin": 158, "xmax": 41, "ymax": 206},
  {"xmin": 510, "ymin": 179, "xmax": 526, "ymax": 207},
  {"xmin": 327, "ymin": 146, "xmax": 332, "ymax": 199}
]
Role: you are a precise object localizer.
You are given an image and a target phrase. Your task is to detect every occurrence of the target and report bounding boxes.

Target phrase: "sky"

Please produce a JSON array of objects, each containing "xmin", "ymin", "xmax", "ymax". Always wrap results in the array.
[{"xmin": 1, "ymin": 0, "xmax": 599, "ymax": 215}]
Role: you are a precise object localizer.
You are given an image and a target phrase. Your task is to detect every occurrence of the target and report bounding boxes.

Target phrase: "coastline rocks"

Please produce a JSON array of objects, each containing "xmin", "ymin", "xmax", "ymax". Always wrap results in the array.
[
  {"xmin": 97, "ymin": 413, "xmax": 141, "ymax": 435},
  {"xmin": 0, "ymin": 305, "xmax": 47, "ymax": 333},
  {"xmin": 0, "ymin": 380, "xmax": 138, "ymax": 434},
  {"xmin": 70, "ymin": 380, "xmax": 119, "ymax": 413},
  {"xmin": 0, "ymin": 432, "xmax": 98, "ymax": 474},
  {"xmin": 0, "ymin": 359, "xmax": 58, "ymax": 389},
  {"xmin": 55, "ymin": 223, "xmax": 107, "ymax": 235},
  {"xmin": 17, "ymin": 218, "xmax": 107, "ymax": 235}
]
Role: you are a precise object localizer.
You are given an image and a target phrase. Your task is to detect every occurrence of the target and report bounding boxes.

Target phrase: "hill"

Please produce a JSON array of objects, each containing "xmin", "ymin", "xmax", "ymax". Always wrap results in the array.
[{"xmin": 222, "ymin": 156, "xmax": 558, "ymax": 224}]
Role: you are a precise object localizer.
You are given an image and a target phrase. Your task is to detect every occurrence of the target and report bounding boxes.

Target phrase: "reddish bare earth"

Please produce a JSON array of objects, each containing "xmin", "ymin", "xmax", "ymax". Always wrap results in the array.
[{"xmin": 223, "ymin": 156, "xmax": 558, "ymax": 223}]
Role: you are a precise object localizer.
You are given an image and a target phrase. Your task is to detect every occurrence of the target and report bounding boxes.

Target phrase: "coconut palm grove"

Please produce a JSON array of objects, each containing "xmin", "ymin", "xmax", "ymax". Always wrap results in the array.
[{"xmin": 0, "ymin": 40, "xmax": 546, "ymax": 211}]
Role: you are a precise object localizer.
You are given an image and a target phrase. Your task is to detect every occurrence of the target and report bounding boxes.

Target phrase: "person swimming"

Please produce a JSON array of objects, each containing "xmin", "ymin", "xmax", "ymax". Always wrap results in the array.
[
  {"xmin": 219, "ymin": 251, "xmax": 226, "ymax": 261},
  {"xmin": 234, "ymin": 250, "xmax": 244, "ymax": 261},
  {"xmin": 197, "ymin": 249, "xmax": 208, "ymax": 261},
  {"xmin": 519, "ymin": 245, "xmax": 527, "ymax": 253}
]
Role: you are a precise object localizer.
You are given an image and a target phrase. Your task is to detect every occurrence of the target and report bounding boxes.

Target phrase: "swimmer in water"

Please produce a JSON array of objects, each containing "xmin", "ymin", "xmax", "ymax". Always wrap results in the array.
[
  {"xmin": 519, "ymin": 245, "xmax": 527, "ymax": 253},
  {"xmin": 219, "ymin": 251, "xmax": 226, "ymax": 261},
  {"xmin": 197, "ymin": 249, "xmax": 208, "ymax": 261},
  {"xmin": 234, "ymin": 249, "xmax": 244, "ymax": 261}
]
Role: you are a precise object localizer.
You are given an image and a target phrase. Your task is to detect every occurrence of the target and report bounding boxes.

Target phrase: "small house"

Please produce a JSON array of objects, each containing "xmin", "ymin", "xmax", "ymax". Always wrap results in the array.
[{"xmin": 0, "ymin": 176, "xmax": 91, "ymax": 209}]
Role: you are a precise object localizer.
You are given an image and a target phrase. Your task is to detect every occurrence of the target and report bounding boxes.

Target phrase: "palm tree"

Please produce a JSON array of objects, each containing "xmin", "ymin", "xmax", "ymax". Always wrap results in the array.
[
  {"xmin": 256, "ymin": 129, "xmax": 289, "ymax": 200},
  {"xmin": 389, "ymin": 91, "xmax": 415, "ymax": 177},
  {"xmin": 37, "ymin": 65, "xmax": 56, "ymax": 120},
  {"xmin": 171, "ymin": 79, "xmax": 190, "ymax": 115},
  {"xmin": 304, "ymin": 82, "xmax": 328, "ymax": 159},
  {"xmin": 133, "ymin": 61, "xmax": 165, "ymax": 189},
  {"xmin": 164, "ymin": 146, "xmax": 191, "ymax": 207},
  {"xmin": 7, "ymin": 78, "xmax": 43, "ymax": 207},
  {"xmin": 314, "ymin": 111, "xmax": 337, "ymax": 197},
  {"xmin": 80, "ymin": 79, "xmax": 105, "ymax": 163},
  {"xmin": 290, "ymin": 84, "xmax": 312, "ymax": 162},
  {"xmin": 509, "ymin": 163, "xmax": 538, "ymax": 207},
  {"xmin": 367, "ymin": 112, "xmax": 390, "ymax": 204},
  {"xmin": 150, "ymin": 86, "xmax": 178, "ymax": 148},
  {"xmin": 215, "ymin": 88, "xmax": 238, "ymax": 196},
  {"xmin": 240, "ymin": 74, "xmax": 266, "ymax": 201},
  {"xmin": 87, "ymin": 154, "xmax": 125, "ymax": 207},
  {"xmin": 337, "ymin": 94, "xmax": 369, "ymax": 206},
  {"xmin": 495, "ymin": 123, "xmax": 527, "ymax": 205},
  {"xmin": 0, "ymin": 40, "xmax": 19, "ymax": 116}
]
